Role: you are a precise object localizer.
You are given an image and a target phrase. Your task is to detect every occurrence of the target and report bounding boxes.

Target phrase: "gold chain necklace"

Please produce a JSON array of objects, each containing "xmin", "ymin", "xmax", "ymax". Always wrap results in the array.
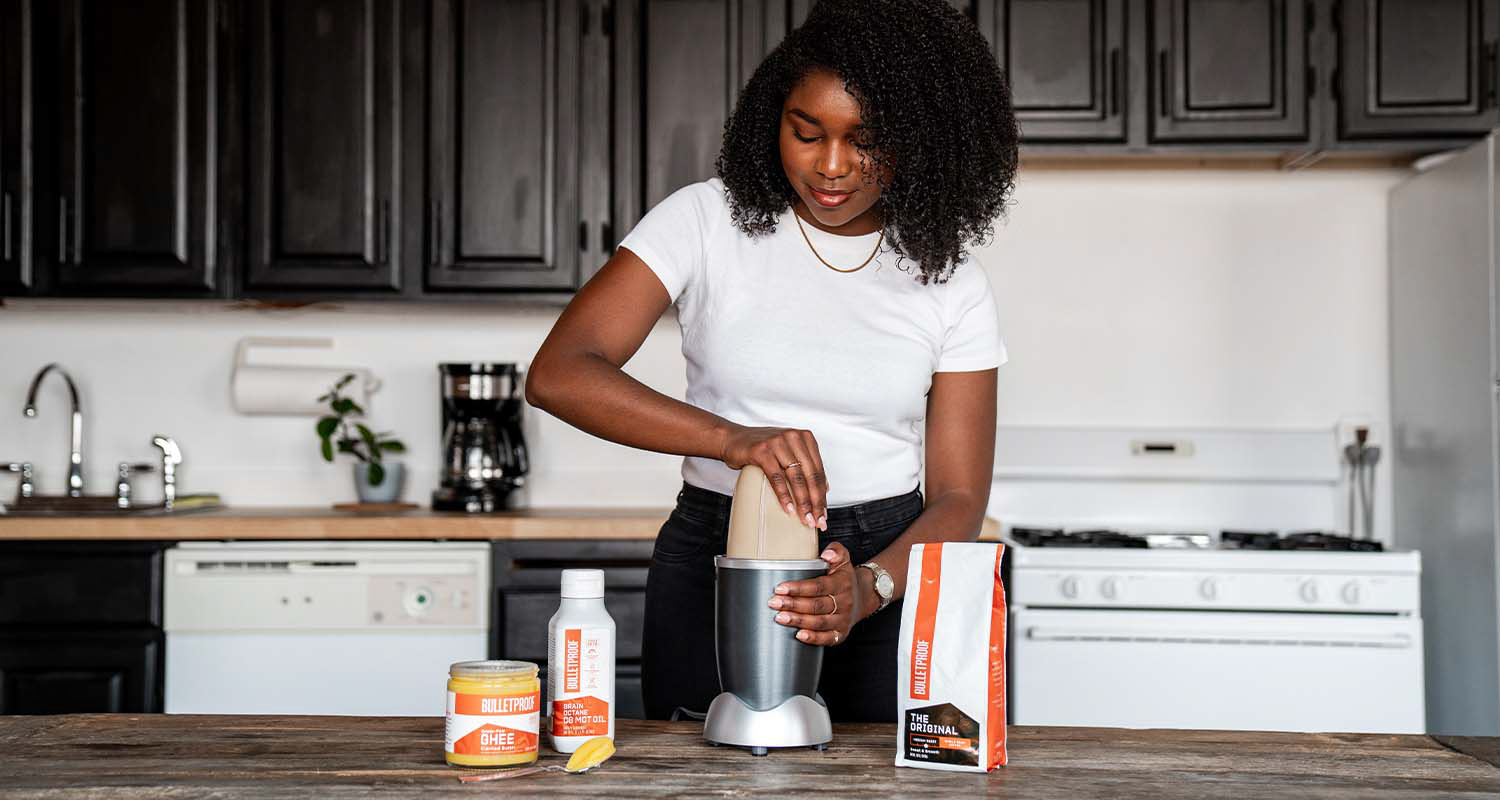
[{"xmin": 793, "ymin": 207, "xmax": 885, "ymax": 274}]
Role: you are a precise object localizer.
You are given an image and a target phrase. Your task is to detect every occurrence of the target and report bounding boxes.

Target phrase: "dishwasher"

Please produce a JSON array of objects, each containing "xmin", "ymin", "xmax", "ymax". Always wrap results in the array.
[{"xmin": 164, "ymin": 541, "xmax": 489, "ymax": 715}]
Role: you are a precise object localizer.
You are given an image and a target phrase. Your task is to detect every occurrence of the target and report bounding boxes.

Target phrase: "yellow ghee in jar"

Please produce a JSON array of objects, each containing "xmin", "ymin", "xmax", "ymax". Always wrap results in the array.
[{"xmin": 444, "ymin": 660, "xmax": 540, "ymax": 767}]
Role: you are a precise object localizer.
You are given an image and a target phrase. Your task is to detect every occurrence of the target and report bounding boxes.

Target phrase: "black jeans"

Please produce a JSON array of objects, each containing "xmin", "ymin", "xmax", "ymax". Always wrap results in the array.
[{"xmin": 642, "ymin": 482, "xmax": 922, "ymax": 723}]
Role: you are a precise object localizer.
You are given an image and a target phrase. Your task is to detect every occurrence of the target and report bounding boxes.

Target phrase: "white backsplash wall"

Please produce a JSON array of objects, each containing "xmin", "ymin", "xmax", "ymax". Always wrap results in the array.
[{"xmin": 0, "ymin": 166, "xmax": 1409, "ymax": 517}]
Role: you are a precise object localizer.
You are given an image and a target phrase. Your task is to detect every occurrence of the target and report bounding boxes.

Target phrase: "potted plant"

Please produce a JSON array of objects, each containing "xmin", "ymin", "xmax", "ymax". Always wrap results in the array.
[{"xmin": 316, "ymin": 373, "xmax": 408, "ymax": 503}]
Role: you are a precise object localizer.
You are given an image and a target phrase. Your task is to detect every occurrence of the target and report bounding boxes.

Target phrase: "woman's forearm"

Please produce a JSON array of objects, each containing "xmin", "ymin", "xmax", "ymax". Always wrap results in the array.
[
  {"xmin": 854, "ymin": 488, "xmax": 988, "ymax": 615},
  {"xmin": 526, "ymin": 351, "xmax": 732, "ymax": 461}
]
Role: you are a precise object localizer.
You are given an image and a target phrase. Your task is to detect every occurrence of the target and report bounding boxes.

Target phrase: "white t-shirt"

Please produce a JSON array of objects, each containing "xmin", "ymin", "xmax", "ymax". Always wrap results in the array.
[{"xmin": 618, "ymin": 177, "xmax": 1007, "ymax": 506}]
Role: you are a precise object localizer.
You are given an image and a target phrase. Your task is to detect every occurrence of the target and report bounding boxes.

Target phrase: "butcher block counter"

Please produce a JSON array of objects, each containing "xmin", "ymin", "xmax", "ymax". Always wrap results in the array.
[
  {"xmin": 0, "ymin": 507, "xmax": 1002, "ymax": 541},
  {"xmin": 0, "ymin": 507, "xmax": 674, "ymax": 540},
  {"xmin": 1, "ymin": 716, "xmax": 1496, "ymax": 799}
]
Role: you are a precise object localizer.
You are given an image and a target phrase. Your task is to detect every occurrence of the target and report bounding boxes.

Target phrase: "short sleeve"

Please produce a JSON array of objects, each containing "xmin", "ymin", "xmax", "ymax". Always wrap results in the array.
[
  {"xmin": 937, "ymin": 256, "xmax": 1008, "ymax": 372},
  {"xmin": 616, "ymin": 178, "xmax": 724, "ymax": 303}
]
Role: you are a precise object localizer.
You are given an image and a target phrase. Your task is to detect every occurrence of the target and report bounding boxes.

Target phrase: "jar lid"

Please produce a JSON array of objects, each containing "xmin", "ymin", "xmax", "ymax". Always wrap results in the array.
[{"xmin": 449, "ymin": 659, "xmax": 538, "ymax": 678}]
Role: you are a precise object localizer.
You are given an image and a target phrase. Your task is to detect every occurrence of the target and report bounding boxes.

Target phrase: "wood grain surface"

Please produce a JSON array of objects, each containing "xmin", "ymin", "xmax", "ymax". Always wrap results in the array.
[
  {"xmin": 0, "ymin": 509, "xmax": 1002, "ymax": 541},
  {"xmin": 0, "ymin": 716, "xmax": 1495, "ymax": 799},
  {"xmin": 0, "ymin": 507, "xmax": 673, "ymax": 540}
]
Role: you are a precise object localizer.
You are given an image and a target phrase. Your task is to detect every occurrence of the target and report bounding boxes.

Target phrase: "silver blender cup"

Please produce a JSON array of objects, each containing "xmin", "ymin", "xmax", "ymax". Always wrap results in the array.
[{"xmin": 702, "ymin": 556, "xmax": 834, "ymax": 755}]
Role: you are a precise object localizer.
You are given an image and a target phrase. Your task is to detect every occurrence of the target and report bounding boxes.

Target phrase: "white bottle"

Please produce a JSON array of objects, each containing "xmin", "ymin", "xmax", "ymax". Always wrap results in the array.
[{"xmin": 546, "ymin": 568, "xmax": 615, "ymax": 753}]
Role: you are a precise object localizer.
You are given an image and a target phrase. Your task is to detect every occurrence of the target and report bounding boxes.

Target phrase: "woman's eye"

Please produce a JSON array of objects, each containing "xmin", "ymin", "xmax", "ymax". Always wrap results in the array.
[{"xmin": 793, "ymin": 132, "xmax": 819, "ymax": 143}]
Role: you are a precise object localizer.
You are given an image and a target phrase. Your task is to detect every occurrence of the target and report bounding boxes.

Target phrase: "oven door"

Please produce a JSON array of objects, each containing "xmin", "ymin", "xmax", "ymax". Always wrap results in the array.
[{"xmin": 1010, "ymin": 608, "xmax": 1425, "ymax": 733}]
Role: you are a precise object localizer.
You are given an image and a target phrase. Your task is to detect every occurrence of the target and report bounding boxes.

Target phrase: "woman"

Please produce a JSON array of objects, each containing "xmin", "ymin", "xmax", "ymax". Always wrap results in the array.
[{"xmin": 526, "ymin": 0, "xmax": 1018, "ymax": 722}]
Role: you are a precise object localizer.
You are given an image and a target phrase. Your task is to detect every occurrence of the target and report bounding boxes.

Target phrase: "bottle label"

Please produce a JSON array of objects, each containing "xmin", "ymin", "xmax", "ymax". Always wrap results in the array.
[
  {"xmin": 445, "ymin": 689, "xmax": 539, "ymax": 756},
  {"xmin": 551, "ymin": 625, "xmax": 612, "ymax": 737}
]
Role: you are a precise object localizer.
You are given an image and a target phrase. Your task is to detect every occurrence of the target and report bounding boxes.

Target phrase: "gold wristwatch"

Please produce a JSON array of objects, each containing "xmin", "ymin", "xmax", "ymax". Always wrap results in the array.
[{"xmin": 858, "ymin": 561, "xmax": 895, "ymax": 613}]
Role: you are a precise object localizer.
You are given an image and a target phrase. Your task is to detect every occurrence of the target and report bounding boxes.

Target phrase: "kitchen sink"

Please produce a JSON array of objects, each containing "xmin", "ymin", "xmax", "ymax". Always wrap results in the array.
[{"xmin": 4, "ymin": 494, "xmax": 223, "ymax": 516}]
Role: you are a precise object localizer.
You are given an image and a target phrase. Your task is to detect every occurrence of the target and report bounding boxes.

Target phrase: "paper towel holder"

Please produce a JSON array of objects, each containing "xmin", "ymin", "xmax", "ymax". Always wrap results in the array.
[{"xmin": 230, "ymin": 337, "xmax": 383, "ymax": 416}]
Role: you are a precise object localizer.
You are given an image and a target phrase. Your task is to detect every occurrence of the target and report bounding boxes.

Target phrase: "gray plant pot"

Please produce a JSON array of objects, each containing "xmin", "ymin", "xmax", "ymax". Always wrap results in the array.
[{"xmin": 353, "ymin": 461, "xmax": 405, "ymax": 504}]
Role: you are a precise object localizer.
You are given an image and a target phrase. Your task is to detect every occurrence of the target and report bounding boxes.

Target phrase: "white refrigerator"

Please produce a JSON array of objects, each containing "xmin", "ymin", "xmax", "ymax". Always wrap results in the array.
[{"xmin": 1390, "ymin": 131, "xmax": 1500, "ymax": 736}]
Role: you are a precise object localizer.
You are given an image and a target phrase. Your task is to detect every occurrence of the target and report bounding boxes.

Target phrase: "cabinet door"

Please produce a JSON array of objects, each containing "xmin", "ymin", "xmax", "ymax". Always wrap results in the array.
[
  {"xmin": 988, "ymin": 0, "xmax": 1127, "ymax": 142},
  {"xmin": 1150, "ymin": 0, "xmax": 1311, "ymax": 142},
  {"xmin": 425, "ymin": 0, "xmax": 580, "ymax": 290},
  {"xmin": 608, "ymin": 0, "xmax": 763, "ymax": 283},
  {"xmin": 245, "ymin": 0, "xmax": 403, "ymax": 292},
  {"xmin": 52, "ymin": 0, "xmax": 221, "ymax": 294},
  {"xmin": 0, "ymin": 630, "xmax": 162, "ymax": 714},
  {"xmin": 0, "ymin": 0, "xmax": 31, "ymax": 293},
  {"xmin": 788, "ymin": 0, "xmax": 974, "ymax": 27},
  {"xmin": 1337, "ymin": 0, "xmax": 1500, "ymax": 139}
]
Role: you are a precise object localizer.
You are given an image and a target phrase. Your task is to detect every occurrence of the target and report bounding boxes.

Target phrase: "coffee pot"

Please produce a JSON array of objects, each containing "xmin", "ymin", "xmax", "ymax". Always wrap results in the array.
[{"xmin": 431, "ymin": 363, "xmax": 528, "ymax": 512}]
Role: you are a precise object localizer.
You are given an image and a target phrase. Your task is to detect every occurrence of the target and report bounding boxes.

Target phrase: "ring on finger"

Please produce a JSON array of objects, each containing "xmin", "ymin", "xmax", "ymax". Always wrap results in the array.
[
  {"xmin": 785, "ymin": 461, "xmax": 802, "ymax": 470},
  {"xmin": 826, "ymin": 593, "xmax": 837, "ymax": 615}
]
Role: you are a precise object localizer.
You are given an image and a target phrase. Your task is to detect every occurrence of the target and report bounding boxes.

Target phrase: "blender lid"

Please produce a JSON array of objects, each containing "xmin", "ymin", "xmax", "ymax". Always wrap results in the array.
[{"xmin": 714, "ymin": 556, "xmax": 830, "ymax": 570}]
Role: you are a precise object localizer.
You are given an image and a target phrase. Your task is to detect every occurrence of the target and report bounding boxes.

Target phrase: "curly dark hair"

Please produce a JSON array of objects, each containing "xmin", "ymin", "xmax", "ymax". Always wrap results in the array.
[{"xmin": 715, "ymin": 0, "xmax": 1019, "ymax": 284}]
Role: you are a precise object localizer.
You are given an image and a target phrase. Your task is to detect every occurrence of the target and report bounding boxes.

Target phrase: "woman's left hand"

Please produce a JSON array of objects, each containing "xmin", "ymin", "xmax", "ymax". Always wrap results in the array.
[{"xmin": 769, "ymin": 542, "xmax": 860, "ymax": 646}]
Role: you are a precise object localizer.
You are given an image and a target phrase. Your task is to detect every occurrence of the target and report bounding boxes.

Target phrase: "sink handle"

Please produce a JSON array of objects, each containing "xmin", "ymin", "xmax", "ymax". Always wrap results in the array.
[
  {"xmin": 3, "ymin": 462, "xmax": 34, "ymax": 500},
  {"xmin": 151, "ymin": 436, "xmax": 181, "ymax": 510},
  {"xmin": 115, "ymin": 462, "xmax": 156, "ymax": 509}
]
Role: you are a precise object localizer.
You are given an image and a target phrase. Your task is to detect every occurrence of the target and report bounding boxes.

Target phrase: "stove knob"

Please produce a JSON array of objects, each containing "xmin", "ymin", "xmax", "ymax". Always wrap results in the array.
[
  {"xmin": 1298, "ymin": 580, "xmax": 1320, "ymax": 604},
  {"xmin": 1100, "ymin": 577, "xmax": 1120, "ymax": 600},
  {"xmin": 1060, "ymin": 576, "xmax": 1080, "ymax": 600},
  {"xmin": 1199, "ymin": 578, "xmax": 1218, "ymax": 601},
  {"xmin": 1341, "ymin": 581, "xmax": 1361, "ymax": 605}
]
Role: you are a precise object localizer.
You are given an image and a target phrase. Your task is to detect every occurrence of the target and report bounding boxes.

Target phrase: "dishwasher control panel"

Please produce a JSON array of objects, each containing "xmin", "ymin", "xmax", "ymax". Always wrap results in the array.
[
  {"xmin": 369, "ymin": 575, "xmax": 476, "ymax": 625},
  {"xmin": 164, "ymin": 542, "xmax": 489, "ymax": 631}
]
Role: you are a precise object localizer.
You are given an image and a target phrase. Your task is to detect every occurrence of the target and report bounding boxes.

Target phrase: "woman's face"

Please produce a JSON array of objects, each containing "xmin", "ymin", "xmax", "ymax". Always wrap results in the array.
[{"xmin": 779, "ymin": 69, "xmax": 888, "ymax": 236}]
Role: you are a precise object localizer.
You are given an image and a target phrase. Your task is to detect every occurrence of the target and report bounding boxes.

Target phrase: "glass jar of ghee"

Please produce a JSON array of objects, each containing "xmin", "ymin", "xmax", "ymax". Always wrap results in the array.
[{"xmin": 444, "ymin": 660, "xmax": 540, "ymax": 767}]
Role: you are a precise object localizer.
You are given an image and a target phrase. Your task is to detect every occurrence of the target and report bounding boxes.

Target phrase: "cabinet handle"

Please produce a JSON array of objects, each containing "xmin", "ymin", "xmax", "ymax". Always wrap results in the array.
[
  {"xmin": 2, "ymin": 191, "xmax": 11, "ymax": 263},
  {"xmin": 377, "ymin": 199, "xmax": 390, "ymax": 265},
  {"xmin": 1107, "ymin": 47, "xmax": 1122, "ymax": 117},
  {"xmin": 57, "ymin": 196, "xmax": 68, "ymax": 265},
  {"xmin": 602, "ymin": 221, "xmax": 613, "ymax": 253},
  {"xmin": 429, "ymin": 200, "xmax": 440, "ymax": 267},
  {"xmin": 579, "ymin": 220, "xmax": 588, "ymax": 252},
  {"xmin": 1157, "ymin": 50, "xmax": 1170, "ymax": 119}
]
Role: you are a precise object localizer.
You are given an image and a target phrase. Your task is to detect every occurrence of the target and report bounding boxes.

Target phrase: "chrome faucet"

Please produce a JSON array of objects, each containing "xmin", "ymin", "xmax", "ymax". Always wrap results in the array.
[{"xmin": 24, "ymin": 363, "xmax": 84, "ymax": 498}]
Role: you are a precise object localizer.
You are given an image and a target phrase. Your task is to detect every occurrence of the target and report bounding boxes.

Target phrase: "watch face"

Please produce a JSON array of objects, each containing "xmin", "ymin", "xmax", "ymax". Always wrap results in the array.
[{"xmin": 875, "ymin": 571, "xmax": 895, "ymax": 596}]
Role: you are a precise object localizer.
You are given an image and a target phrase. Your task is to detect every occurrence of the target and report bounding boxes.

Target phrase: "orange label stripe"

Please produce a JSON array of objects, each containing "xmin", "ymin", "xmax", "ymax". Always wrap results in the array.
[{"xmin": 909, "ymin": 543, "xmax": 944, "ymax": 700}]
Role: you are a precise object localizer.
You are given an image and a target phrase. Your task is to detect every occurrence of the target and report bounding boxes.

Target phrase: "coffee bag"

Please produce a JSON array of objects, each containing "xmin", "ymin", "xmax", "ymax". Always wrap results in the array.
[{"xmin": 894, "ymin": 542, "xmax": 1007, "ymax": 772}]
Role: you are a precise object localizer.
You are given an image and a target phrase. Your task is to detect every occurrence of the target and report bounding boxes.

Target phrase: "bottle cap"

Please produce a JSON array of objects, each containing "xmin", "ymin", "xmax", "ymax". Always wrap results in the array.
[{"xmin": 560, "ymin": 568, "xmax": 605, "ymax": 598}]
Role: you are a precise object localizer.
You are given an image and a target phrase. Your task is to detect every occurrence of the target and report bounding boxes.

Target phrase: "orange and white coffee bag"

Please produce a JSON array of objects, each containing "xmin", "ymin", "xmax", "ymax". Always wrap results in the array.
[{"xmin": 894, "ymin": 542, "xmax": 1007, "ymax": 772}]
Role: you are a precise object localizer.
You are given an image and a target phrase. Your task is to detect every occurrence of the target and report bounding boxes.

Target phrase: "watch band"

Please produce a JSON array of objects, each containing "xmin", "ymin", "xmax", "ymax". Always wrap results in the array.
[{"xmin": 858, "ymin": 561, "xmax": 894, "ymax": 613}]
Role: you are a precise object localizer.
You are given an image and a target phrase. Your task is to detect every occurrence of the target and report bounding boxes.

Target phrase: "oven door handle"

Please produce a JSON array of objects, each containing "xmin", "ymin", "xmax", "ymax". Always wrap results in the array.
[{"xmin": 1024, "ymin": 626, "xmax": 1414, "ymax": 649}]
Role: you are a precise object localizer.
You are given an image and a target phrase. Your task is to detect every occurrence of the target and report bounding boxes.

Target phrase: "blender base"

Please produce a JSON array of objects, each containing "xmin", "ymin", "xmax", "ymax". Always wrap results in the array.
[{"xmin": 702, "ymin": 692, "xmax": 833, "ymax": 754}]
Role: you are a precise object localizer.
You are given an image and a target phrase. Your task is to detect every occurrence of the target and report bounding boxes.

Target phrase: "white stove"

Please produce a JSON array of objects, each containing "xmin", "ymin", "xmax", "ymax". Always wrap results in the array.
[{"xmin": 992, "ymin": 427, "xmax": 1425, "ymax": 734}]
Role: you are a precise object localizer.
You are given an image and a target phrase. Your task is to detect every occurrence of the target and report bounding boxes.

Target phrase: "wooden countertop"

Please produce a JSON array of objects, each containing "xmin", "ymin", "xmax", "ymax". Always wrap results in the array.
[
  {"xmin": 1, "ymin": 716, "xmax": 1495, "ymax": 798},
  {"xmin": 0, "ymin": 507, "xmax": 673, "ymax": 540},
  {"xmin": 0, "ymin": 507, "xmax": 1001, "ymax": 541}
]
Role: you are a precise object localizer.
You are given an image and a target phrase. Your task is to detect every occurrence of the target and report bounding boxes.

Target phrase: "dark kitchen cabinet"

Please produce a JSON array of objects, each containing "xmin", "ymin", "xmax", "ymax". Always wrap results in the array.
[
  {"xmin": 984, "ymin": 0, "xmax": 1128, "ymax": 142},
  {"xmin": 1150, "ymin": 0, "xmax": 1312, "ymax": 142},
  {"xmin": 0, "ymin": 541, "xmax": 167, "ymax": 715},
  {"xmin": 607, "ymin": 0, "xmax": 784, "ymax": 283},
  {"xmin": 491, "ymin": 539, "xmax": 652, "ymax": 719},
  {"xmin": 1334, "ymin": 0, "xmax": 1500, "ymax": 140},
  {"xmin": 0, "ymin": 0, "xmax": 32, "ymax": 293},
  {"xmin": 425, "ymin": 0, "xmax": 581, "ymax": 291},
  {"xmin": 243, "ymin": 0, "xmax": 404, "ymax": 293},
  {"xmin": 50, "ymin": 0, "xmax": 223, "ymax": 295},
  {"xmin": 0, "ymin": 630, "xmax": 161, "ymax": 714}
]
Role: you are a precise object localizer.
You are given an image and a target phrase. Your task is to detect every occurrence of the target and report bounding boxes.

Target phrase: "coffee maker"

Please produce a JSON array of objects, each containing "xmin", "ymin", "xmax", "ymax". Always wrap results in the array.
[{"xmin": 431, "ymin": 363, "xmax": 529, "ymax": 512}]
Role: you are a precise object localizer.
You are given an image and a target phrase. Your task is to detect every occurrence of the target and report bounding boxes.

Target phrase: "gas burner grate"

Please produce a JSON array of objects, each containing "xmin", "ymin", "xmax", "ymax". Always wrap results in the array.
[
  {"xmin": 1220, "ymin": 530, "xmax": 1383, "ymax": 551},
  {"xmin": 1010, "ymin": 527, "xmax": 1149, "ymax": 548}
]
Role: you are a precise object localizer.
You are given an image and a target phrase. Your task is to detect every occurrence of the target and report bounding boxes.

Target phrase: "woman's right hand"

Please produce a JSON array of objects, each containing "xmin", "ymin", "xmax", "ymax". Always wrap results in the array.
[{"xmin": 719, "ymin": 425, "xmax": 829, "ymax": 530}]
